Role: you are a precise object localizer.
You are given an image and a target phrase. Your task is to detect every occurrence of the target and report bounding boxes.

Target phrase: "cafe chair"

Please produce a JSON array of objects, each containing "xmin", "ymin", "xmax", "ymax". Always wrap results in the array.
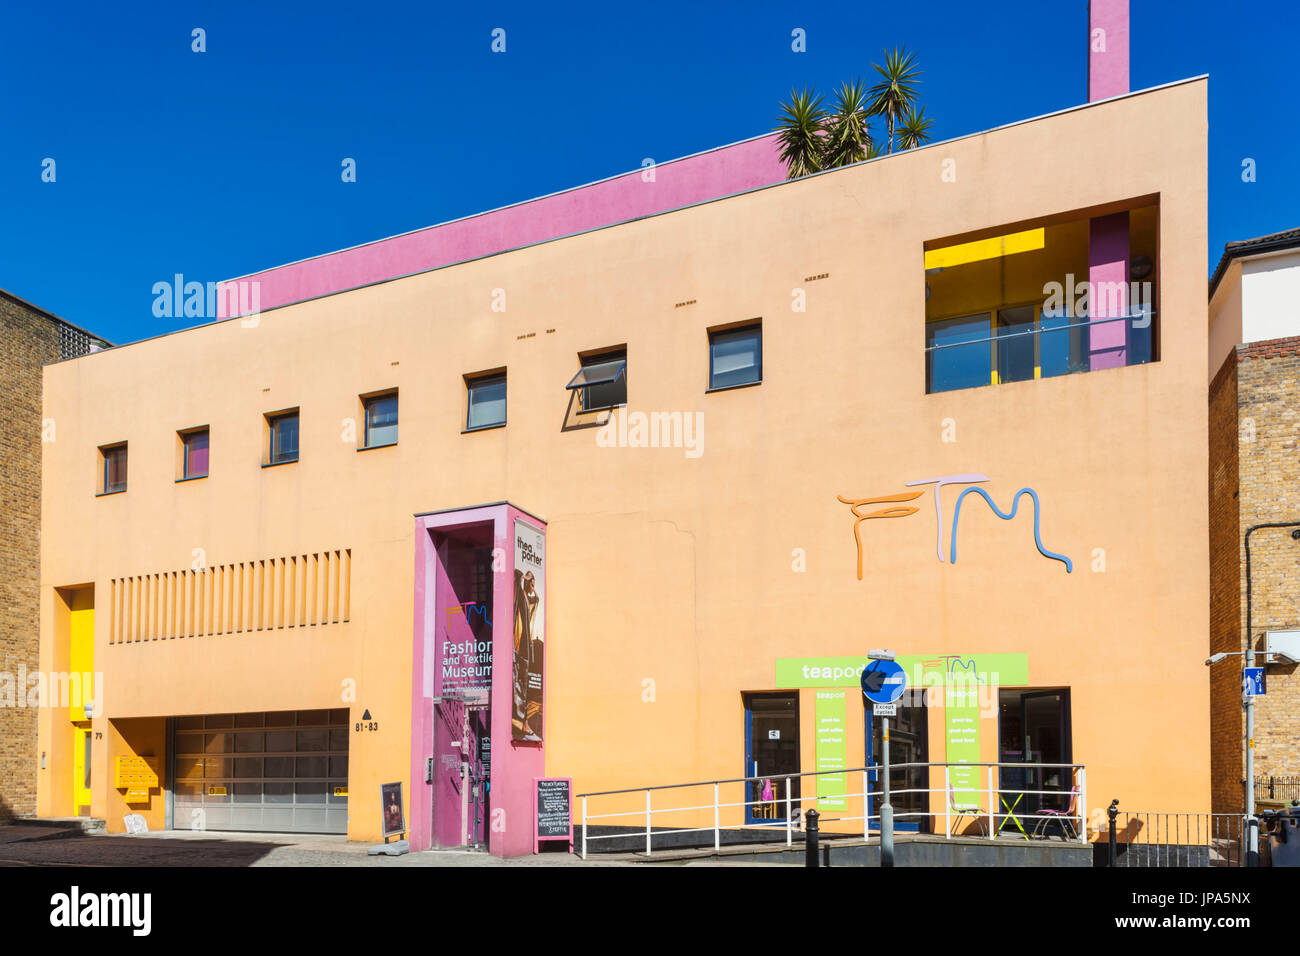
[
  {"xmin": 1032, "ymin": 785, "xmax": 1080, "ymax": 840},
  {"xmin": 948, "ymin": 784, "xmax": 988, "ymax": 837}
]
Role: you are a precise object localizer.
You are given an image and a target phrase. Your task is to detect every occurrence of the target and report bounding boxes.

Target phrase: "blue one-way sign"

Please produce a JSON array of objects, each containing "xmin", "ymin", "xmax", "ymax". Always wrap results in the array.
[{"xmin": 861, "ymin": 660, "xmax": 907, "ymax": 705}]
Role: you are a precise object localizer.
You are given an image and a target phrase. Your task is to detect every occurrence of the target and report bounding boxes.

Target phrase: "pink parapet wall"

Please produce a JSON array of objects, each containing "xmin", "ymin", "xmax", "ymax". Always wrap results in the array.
[
  {"xmin": 1088, "ymin": 0, "xmax": 1130, "ymax": 101},
  {"xmin": 217, "ymin": 132, "xmax": 787, "ymax": 317}
]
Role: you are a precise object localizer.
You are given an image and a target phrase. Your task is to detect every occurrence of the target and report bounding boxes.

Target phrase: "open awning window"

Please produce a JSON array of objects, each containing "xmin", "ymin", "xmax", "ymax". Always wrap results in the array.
[
  {"xmin": 566, "ymin": 352, "xmax": 627, "ymax": 412},
  {"xmin": 565, "ymin": 357, "xmax": 626, "ymax": 390}
]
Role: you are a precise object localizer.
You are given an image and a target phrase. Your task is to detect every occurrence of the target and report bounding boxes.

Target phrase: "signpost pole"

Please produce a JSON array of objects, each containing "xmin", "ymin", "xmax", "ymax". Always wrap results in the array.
[
  {"xmin": 1246, "ymin": 672, "xmax": 1257, "ymax": 867},
  {"xmin": 862, "ymin": 650, "xmax": 903, "ymax": 869},
  {"xmin": 881, "ymin": 716, "xmax": 894, "ymax": 868}
]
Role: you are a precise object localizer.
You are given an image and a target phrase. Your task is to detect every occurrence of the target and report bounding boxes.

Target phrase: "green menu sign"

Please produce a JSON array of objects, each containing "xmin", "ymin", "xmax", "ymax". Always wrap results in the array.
[
  {"xmin": 945, "ymin": 684, "xmax": 982, "ymax": 810},
  {"xmin": 814, "ymin": 690, "xmax": 847, "ymax": 812}
]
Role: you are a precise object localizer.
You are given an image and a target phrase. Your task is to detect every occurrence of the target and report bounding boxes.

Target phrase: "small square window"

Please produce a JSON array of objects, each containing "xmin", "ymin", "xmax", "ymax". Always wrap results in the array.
[
  {"xmin": 566, "ymin": 349, "xmax": 627, "ymax": 412},
  {"xmin": 363, "ymin": 392, "xmax": 398, "ymax": 448},
  {"xmin": 266, "ymin": 410, "xmax": 299, "ymax": 465},
  {"xmin": 99, "ymin": 443, "xmax": 127, "ymax": 494},
  {"xmin": 466, "ymin": 373, "xmax": 507, "ymax": 430},
  {"xmin": 181, "ymin": 428, "xmax": 209, "ymax": 479},
  {"xmin": 709, "ymin": 324, "xmax": 762, "ymax": 390}
]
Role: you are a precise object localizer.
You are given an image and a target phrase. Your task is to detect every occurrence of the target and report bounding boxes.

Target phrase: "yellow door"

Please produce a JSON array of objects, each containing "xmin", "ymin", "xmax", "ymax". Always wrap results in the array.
[
  {"xmin": 72, "ymin": 725, "xmax": 92, "ymax": 814},
  {"xmin": 70, "ymin": 604, "xmax": 94, "ymax": 814}
]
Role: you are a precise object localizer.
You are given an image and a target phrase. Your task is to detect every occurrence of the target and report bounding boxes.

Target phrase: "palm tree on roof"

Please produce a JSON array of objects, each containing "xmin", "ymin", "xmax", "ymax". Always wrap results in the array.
[{"xmin": 867, "ymin": 46, "xmax": 923, "ymax": 154}]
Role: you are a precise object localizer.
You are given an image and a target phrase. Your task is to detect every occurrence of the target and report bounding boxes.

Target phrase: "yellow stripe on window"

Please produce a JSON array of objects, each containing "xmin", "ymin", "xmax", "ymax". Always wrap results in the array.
[{"xmin": 924, "ymin": 228, "xmax": 1045, "ymax": 270}]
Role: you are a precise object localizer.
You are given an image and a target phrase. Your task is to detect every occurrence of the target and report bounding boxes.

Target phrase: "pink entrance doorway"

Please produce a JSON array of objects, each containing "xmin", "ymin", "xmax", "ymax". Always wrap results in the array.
[{"xmin": 410, "ymin": 503, "xmax": 547, "ymax": 857}]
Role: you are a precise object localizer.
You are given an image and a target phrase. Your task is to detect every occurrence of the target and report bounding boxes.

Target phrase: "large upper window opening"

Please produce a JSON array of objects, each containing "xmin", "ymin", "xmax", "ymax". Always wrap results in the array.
[{"xmin": 924, "ymin": 203, "xmax": 1158, "ymax": 394}]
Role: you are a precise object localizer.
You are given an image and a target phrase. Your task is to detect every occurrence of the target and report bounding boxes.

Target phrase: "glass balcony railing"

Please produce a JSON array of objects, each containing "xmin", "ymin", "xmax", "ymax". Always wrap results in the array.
[{"xmin": 924, "ymin": 310, "xmax": 1156, "ymax": 394}]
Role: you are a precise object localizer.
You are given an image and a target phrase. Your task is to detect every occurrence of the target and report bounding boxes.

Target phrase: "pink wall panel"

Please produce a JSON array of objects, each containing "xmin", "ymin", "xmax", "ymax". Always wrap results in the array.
[{"xmin": 219, "ymin": 134, "xmax": 786, "ymax": 317}]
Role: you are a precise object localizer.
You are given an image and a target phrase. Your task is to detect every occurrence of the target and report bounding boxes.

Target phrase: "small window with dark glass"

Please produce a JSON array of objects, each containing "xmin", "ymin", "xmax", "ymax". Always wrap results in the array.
[
  {"xmin": 566, "ymin": 349, "xmax": 627, "ymax": 412},
  {"xmin": 709, "ymin": 323, "xmax": 762, "ymax": 390},
  {"xmin": 267, "ymin": 410, "xmax": 299, "ymax": 465},
  {"xmin": 99, "ymin": 442, "xmax": 127, "ymax": 494},
  {"xmin": 466, "ymin": 373, "xmax": 507, "ymax": 430},
  {"xmin": 363, "ymin": 392, "xmax": 398, "ymax": 447},
  {"xmin": 181, "ymin": 428, "xmax": 209, "ymax": 479}
]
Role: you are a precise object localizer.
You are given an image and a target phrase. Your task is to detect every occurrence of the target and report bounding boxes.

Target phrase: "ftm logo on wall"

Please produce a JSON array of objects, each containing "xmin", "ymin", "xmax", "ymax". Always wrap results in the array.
[
  {"xmin": 837, "ymin": 473, "xmax": 1073, "ymax": 581},
  {"xmin": 513, "ymin": 519, "xmax": 545, "ymax": 742}
]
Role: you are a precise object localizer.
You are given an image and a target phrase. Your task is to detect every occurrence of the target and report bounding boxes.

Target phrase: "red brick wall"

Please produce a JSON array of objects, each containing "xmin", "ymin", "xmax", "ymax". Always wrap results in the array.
[{"xmin": 1208, "ymin": 351, "xmax": 1242, "ymax": 813}]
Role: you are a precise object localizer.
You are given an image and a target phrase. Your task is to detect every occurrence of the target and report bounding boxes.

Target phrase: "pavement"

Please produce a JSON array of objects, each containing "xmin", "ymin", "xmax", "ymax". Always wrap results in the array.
[{"xmin": 0, "ymin": 827, "xmax": 796, "ymax": 866}]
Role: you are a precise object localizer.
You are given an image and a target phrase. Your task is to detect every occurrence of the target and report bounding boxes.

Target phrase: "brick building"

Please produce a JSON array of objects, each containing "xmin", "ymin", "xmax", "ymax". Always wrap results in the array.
[
  {"xmin": 0, "ymin": 289, "xmax": 109, "ymax": 821},
  {"xmin": 1208, "ymin": 229, "xmax": 1300, "ymax": 814}
]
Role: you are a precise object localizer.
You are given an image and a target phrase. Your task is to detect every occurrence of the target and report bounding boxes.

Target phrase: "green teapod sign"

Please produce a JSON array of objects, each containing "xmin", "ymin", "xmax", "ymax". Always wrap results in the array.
[{"xmin": 775, "ymin": 654, "xmax": 1028, "ymax": 689}]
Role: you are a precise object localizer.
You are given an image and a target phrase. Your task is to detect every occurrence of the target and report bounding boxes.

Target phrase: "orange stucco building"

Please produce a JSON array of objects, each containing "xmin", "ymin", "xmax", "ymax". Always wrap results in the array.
[{"xmin": 36, "ymin": 77, "xmax": 1209, "ymax": 854}]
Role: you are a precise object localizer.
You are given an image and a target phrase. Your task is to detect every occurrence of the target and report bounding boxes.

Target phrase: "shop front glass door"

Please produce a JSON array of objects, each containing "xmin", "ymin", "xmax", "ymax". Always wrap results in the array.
[
  {"xmin": 999, "ymin": 689, "xmax": 1071, "ymax": 818},
  {"xmin": 743, "ymin": 693, "xmax": 800, "ymax": 824},
  {"xmin": 1022, "ymin": 690, "xmax": 1071, "ymax": 814},
  {"xmin": 866, "ymin": 690, "xmax": 929, "ymax": 832}
]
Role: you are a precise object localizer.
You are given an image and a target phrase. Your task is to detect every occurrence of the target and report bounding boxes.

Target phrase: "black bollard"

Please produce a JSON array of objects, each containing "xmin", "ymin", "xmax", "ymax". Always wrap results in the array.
[
  {"xmin": 805, "ymin": 809, "xmax": 820, "ymax": 868},
  {"xmin": 1107, "ymin": 799, "xmax": 1119, "ymax": 867}
]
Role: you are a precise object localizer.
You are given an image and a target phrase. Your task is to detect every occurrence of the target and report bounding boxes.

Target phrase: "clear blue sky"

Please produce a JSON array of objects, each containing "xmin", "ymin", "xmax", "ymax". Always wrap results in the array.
[{"xmin": 2, "ymin": 0, "xmax": 1296, "ymax": 344}]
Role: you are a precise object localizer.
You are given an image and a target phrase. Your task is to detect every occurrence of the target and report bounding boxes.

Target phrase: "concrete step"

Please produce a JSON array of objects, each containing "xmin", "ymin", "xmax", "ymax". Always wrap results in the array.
[{"xmin": 6, "ymin": 816, "xmax": 106, "ymax": 840}]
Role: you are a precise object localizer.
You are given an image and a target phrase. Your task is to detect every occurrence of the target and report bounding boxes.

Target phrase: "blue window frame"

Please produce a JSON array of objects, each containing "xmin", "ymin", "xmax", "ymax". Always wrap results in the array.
[
  {"xmin": 268, "ymin": 411, "xmax": 299, "ymax": 464},
  {"xmin": 709, "ymin": 324, "xmax": 762, "ymax": 390},
  {"xmin": 100, "ymin": 443, "xmax": 127, "ymax": 494},
  {"xmin": 466, "ymin": 374, "xmax": 507, "ymax": 430},
  {"xmin": 364, "ymin": 393, "xmax": 398, "ymax": 447}
]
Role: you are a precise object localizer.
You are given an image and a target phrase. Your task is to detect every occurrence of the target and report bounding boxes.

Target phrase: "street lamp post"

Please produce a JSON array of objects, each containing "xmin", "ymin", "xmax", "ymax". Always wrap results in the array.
[
  {"xmin": 1237, "ymin": 522, "xmax": 1300, "ymax": 867},
  {"xmin": 1207, "ymin": 650, "xmax": 1258, "ymax": 866}
]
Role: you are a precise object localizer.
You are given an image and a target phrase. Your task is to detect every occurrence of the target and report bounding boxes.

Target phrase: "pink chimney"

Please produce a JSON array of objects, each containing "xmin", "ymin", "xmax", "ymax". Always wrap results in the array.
[{"xmin": 1088, "ymin": 0, "xmax": 1130, "ymax": 101}]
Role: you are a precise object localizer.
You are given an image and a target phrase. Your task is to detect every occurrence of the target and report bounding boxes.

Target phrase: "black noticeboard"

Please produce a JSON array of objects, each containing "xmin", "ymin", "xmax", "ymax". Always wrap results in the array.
[{"xmin": 534, "ymin": 777, "xmax": 572, "ymax": 851}]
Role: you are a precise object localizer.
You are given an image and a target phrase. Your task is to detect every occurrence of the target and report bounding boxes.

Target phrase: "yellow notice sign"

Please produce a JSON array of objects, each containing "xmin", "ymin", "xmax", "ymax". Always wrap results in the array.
[{"xmin": 207, "ymin": 786, "xmax": 227, "ymax": 796}]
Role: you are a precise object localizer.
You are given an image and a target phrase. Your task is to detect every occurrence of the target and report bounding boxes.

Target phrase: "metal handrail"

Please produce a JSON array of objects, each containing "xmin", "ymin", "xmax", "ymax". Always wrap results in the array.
[
  {"xmin": 578, "ymin": 762, "xmax": 1087, "ymax": 859},
  {"xmin": 575, "ymin": 761, "xmax": 1083, "ymax": 798},
  {"xmin": 924, "ymin": 311, "xmax": 1154, "ymax": 352}
]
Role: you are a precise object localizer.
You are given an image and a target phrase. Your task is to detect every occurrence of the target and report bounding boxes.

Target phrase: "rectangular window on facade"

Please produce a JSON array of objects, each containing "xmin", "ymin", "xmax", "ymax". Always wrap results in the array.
[
  {"xmin": 266, "ymin": 410, "xmax": 299, "ymax": 465},
  {"xmin": 566, "ymin": 349, "xmax": 627, "ymax": 412},
  {"xmin": 465, "ymin": 372, "xmax": 507, "ymax": 430},
  {"xmin": 100, "ymin": 443, "xmax": 127, "ymax": 494},
  {"xmin": 362, "ymin": 392, "xmax": 398, "ymax": 448},
  {"xmin": 181, "ymin": 428, "xmax": 209, "ymax": 479},
  {"xmin": 709, "ymin": 323, "xmax": 762, "ymax": 390}
]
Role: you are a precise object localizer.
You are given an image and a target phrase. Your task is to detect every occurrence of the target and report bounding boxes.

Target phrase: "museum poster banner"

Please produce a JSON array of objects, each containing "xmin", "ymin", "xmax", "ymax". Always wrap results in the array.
[{"xmin": 513, "ymin": 518, "xmax": 545, "ymax": 742}]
